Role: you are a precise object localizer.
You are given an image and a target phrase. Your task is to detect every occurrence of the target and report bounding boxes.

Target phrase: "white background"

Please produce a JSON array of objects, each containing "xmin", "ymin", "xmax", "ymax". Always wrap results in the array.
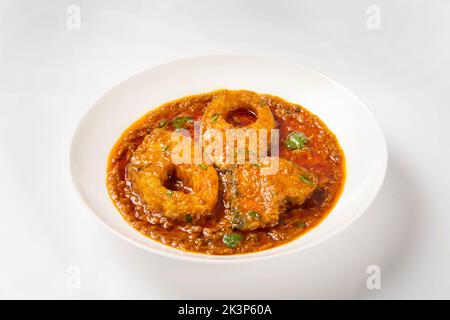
[{"xmin": 1, "ymin": 0, "xmax": 449, "ymax": 299}]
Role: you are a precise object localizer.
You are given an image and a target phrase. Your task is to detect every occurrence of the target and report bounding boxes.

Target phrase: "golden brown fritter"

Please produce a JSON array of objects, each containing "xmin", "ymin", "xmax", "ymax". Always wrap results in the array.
[
  {"xmin": 201, "ymin": 90, "xmax": 276, "ymax": 168},
  {"xmin": 202, "ymin": 90, "xmax": 275, "ymax": 132},
  {"xmin": 222, "ymin": 157, "xmax": 317, "ymax": 230},
  {"xmin": 127, "ymin": 128, "xmax": 219, "ymax": 223}
]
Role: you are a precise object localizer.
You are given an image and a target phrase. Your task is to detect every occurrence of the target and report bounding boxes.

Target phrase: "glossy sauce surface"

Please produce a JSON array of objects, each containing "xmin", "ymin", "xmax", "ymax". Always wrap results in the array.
[{"xmin": 107, "ymin": 90, "xmax": 345, "ymax": 255}]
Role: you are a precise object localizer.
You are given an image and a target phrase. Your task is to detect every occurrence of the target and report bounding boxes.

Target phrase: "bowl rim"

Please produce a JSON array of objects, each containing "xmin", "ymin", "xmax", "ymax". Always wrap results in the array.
[{"xmin": 69, "ymin": 54, "xmax": 388, "ymax": 264}]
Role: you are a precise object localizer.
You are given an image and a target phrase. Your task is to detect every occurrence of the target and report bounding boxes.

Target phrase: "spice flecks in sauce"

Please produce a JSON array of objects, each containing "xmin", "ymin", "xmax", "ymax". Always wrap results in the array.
[{"xmin": 107, "ymin": 90, "xmax": 345, "ymax": 255}]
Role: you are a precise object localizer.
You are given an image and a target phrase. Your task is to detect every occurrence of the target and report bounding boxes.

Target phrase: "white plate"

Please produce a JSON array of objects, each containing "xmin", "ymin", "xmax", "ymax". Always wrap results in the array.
[{"xmin": 70, "ymin": 55, "xmax": 387, "ymax": 263}]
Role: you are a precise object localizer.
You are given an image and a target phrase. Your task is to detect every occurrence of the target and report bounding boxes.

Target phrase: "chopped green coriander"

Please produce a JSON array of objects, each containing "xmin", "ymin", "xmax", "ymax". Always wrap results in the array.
[
  {"xmin": 283, "ymin": 131, "xmax": 308, "ymax": 150},
  {"xmin": 185, "ymin": 214, "xmax": 193, "ymax": 223},
  {"xmin": 297, "ymin": 222, "xmax": 307, "ymax": 228},
  {"xmin": 223, "ymin": 233, "xmax": 243, "ymax": 248},
  {"xmin": 198, "ymin": 163, "xmax": 208, "ymax": 170},
  {"xmin": 161, "ymin": 145, "xmax": 169, "ymax": 152},
  {"xmin": 299, "ymin": 175, "xmax": 315, "ymax": 186},
  {"xmin": 248, "ymin": 211, "xmax": 261, "ymax": 219},
  {"xmin": 211, "ymin": 113, "xmax": 220, "ymax": 122},
  {"xmin": 158, "ymin": 119, "xmax": 167, "ymax": 128},
  {"xmin": 285, "ymin": 109, "xmax": 292, "ymax": 114},
  {"xmin": 166, "ymin": 190, "xmax": 174, "ymax": 197},
  {"xmin": 171, "ymin": 116, "xmax": 193, "ymax": 129}
]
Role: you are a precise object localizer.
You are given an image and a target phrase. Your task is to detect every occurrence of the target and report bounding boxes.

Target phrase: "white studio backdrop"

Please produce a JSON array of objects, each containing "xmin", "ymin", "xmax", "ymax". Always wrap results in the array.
[{"xmin": 0, "ymin": 0, "xmax": 449, "ymax": 299}]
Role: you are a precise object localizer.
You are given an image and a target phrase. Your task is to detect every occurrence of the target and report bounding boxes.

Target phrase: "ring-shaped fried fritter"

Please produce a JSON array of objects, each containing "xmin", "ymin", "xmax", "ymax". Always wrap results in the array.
[
  {"xmin": 202, "ymin": 90, "xmax": 276, "ymax": 168},
  {"xmin": 222, "ymin": 157, "xmax": 317, "ymax": 230},
  {"xmin": 202, "ymin": 90, "xmax": 275, "ymax": 132},
  {"xmin": 127, "ymin": 128, "xmax": 219, "ymax": 223}
]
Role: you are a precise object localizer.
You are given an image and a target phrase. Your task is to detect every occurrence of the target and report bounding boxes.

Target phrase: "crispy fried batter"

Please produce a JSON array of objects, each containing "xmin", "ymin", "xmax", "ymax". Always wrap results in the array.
[
  {"xmin": 202, "ymin": 90, "xmax": 276, "ymax": 168},
  {"xmin": 202, "ymin": 89, "xmax": 275, "ymax": 132},
  {"xmin": 223, "ymin": 157, "xmax": 317, "ymax": 230},
  {"xmin": 127, "ymin": 128, "xmax": 219, "ymax": 222}
]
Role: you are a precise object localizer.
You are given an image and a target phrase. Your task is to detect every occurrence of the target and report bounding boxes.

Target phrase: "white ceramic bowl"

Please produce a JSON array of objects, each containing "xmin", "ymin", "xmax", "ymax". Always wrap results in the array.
[{"xmin": 70, "ymin": 55, "xmax": 387, "ymax": 263}]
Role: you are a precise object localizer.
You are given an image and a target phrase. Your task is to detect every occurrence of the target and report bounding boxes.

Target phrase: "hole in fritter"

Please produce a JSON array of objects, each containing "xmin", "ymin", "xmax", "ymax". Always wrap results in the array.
[
  {"xmin": 225, "ymin": 108, "xmax": 257, "ymax": 127},
  {"xmin": 163, "ymin": 168, "xmax": 193, "ymax": 194}
]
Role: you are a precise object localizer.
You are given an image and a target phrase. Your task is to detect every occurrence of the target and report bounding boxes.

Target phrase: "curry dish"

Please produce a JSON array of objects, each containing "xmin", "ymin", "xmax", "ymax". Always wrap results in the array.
[{"xmin": 107, "ymin": 90, "xmax": 345, "ymax": 255}]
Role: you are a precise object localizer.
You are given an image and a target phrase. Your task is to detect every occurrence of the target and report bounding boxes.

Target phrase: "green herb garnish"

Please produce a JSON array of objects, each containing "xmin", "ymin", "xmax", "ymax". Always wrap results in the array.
[
  {"xmin": 161, "ymin": 145, "xmax": 169, "ymax": 152},
  {"xmin": 211, "ymin": 113, "xmax": 220, "ymax": 122},
  {"xmin": 171, "ymin": 116, "xmax": 193, "ymax": 129},
  {"xmin": 297, "ymin": 222, "xmax": 307, "ymax": 228},
  {"xmin": 283, "ymin": 131, "xmax": 308, "ymax": 150},
  {"xmin": 223, "ymin": 233, "xmax": 243, "ymax": 248},
  {"xmin": 299, "ymin": 175, "xmax": 314, "ymax": 186},
  {"xmin": 185, "ymin": 214, "xmax": 193, "ymax": 223},
  {"xmin": 166, "ymin": 190, "xmax": 174, "ymax": 197},
  {"xmin": 248, "ymin": 211, "xmax": 261, "ymax": 220},
  {"xmin": 198, "ymin": 163, "xmax": 208, "ymax": 170}
]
